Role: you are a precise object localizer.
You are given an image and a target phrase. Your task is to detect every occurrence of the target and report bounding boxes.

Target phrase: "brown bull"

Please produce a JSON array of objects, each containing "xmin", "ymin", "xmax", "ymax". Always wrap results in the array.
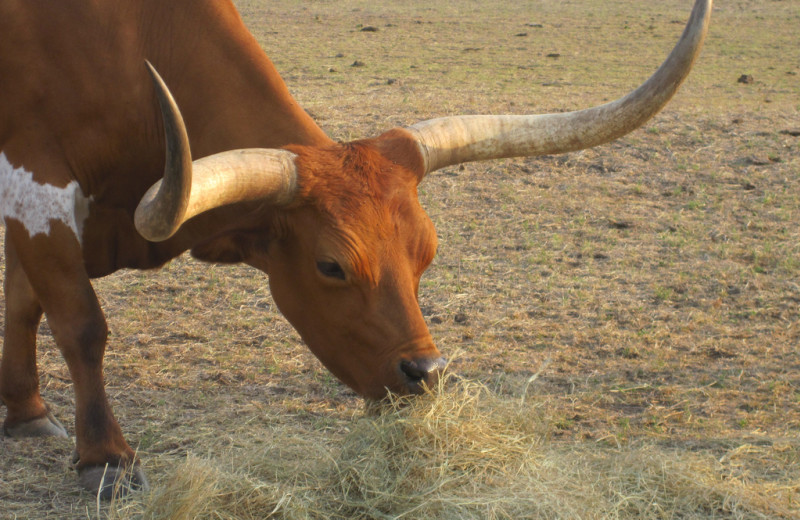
[{"xmin": 0, "ymin": 0, "xmax": 712, "ymax": 498}]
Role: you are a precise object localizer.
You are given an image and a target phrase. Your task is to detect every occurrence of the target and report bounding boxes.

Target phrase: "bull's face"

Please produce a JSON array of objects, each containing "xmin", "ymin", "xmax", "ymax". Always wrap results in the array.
[
  {"xmin": 254, "ymin": 141, "xmax": 445, "ymax": 398},
  {"xmin": 139, "ymin": 66, "xmax": 449, "ymax": 399}
]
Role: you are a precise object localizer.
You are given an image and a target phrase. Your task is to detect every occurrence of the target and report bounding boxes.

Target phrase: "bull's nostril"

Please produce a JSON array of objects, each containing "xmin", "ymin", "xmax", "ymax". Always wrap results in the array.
[
  {"xmin": 400, "ymin": 360, "xmax": 425, "ymax": 382},
  {"xmin": 400, "ymin": 357, "xmax": 447, "ymax": 388}
]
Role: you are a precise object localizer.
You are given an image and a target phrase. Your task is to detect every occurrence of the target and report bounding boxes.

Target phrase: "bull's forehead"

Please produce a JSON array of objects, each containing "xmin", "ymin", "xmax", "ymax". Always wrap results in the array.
[{"xmin": 292, "ymin": 141, "xmax": 437, "ymax": 281}]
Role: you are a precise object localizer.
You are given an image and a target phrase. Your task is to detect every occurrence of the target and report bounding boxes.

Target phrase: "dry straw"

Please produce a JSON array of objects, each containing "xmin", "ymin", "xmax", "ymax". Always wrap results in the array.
[{"xmin": 108, "ymin": 376, "xmax": 798, "ymax": 519}]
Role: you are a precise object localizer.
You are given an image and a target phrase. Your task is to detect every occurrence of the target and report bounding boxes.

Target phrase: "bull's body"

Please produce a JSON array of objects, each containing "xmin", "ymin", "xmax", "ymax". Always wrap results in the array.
[{"xmin": 0, "ymin": 0, "xmax": 712, "ymax": 498}]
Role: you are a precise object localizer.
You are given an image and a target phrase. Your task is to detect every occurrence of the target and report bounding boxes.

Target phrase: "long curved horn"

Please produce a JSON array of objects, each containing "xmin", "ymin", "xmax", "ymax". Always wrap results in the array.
[
  {"xmin": 135, "ymin": 63, "xmax": 299, "ymax": 242},
  {"xmin": 135, "ymin": 61, "xmax": 193, "ymax": 241},
  {"xmin": 406, "ymin": 0, "xmax": 712, "ymax": 176}
]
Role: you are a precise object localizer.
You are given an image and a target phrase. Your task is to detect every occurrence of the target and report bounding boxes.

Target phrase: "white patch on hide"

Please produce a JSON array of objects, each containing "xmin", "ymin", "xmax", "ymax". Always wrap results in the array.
[{"xmin": 0, "ymin": 152, "xmax": 90, "ymax": 244}]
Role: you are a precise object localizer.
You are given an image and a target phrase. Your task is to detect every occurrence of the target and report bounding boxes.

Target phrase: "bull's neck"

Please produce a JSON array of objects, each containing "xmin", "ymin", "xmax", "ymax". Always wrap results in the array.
[
  {"xmin": 129, "ymin": 0, "xmax": 332, "ymax": 267},
  {"xmin": 144, "ymin": 0, "xmax": 333, "ymax": 157}
]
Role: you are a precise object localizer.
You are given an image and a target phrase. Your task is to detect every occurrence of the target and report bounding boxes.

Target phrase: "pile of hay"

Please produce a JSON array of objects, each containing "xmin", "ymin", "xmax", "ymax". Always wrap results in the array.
[{"xmin": 109, "ymin": 378, "xmax": 798, "ymax": 519}]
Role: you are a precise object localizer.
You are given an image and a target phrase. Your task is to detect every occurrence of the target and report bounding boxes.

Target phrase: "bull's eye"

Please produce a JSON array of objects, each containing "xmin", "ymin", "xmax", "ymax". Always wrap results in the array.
[{"xmin": 316, "ymin": 260, "xmax": 346, "ymax": 281}]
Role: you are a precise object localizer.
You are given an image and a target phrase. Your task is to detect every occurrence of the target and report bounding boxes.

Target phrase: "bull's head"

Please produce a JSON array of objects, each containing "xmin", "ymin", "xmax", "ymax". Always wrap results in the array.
[{"xmin": 135, "ymin": 0, "xmax": 711, "ymax": 399}]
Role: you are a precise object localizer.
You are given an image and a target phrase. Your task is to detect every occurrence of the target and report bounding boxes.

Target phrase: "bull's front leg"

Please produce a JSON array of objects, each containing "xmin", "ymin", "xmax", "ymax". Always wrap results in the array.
[
  {"xmin": 3, "ymin": 221, "xmax": 148, "ymax": 498},
  {"xmin": 1, "ymin": 240, "xmax": 67, "ymax": 437}
]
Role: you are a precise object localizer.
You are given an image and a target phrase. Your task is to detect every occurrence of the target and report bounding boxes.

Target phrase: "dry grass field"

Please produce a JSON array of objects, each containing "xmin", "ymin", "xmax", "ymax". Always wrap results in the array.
[{"xmin": 2, "ymin": 0, "xmax": 799, "ymax": 518}]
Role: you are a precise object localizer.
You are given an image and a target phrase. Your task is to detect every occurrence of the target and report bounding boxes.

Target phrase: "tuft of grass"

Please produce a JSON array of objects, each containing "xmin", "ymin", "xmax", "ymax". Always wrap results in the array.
[{"xmin": 108, "ymin": 377, "xmax": 799, "ymax": 519}]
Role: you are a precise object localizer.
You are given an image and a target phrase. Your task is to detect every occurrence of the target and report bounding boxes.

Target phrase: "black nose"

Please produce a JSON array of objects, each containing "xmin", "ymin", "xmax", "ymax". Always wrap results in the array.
[{"xmin": 399, "ymin": 357, "xmax": 447, "ymax": 393}]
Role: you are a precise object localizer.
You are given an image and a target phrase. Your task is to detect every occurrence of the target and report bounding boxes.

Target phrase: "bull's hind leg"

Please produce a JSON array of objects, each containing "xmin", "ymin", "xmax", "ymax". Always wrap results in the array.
[
  {"xmin": 4, "ymin": 220, "xmax": 148, "ymax": 499},
  {"xmin": 1, "ymin": 239, "xmax": 67, "ymax": 438}
]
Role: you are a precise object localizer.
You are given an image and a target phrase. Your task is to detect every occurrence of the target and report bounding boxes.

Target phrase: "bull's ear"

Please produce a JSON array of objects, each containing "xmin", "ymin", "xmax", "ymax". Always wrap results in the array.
[
  {"xmin": 190, "ymin": 232, "xmax": 270, "ymax": 264},
  {"xmin": 373, "ymin": 128, "xmax": 428, "ymax": 184}
]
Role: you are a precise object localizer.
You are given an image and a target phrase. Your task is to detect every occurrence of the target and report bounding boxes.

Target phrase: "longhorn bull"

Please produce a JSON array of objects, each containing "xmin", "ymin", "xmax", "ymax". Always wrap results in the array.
[{"xmin": 0, "ymin": 0, "xmax": 712, "ymax": 497}]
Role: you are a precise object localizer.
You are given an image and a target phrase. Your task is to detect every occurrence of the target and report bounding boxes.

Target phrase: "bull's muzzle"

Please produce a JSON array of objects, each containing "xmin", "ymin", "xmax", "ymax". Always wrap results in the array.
[{"xmin": 399, "ymin": 356, "xmax": 447, "ymax": 394}]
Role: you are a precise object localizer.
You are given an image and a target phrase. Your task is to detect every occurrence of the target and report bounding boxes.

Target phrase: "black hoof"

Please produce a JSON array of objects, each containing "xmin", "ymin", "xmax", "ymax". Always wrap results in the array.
[{"xmin": 77, "ymin": 463, "xmax": 150, "ymax": 500}]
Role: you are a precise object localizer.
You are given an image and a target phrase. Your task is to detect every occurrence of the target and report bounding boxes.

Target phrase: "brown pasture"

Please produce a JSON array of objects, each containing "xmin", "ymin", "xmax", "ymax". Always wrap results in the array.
[{"xmin": 1, "ymin": 0, "xmax": 798, "ymax": 518}]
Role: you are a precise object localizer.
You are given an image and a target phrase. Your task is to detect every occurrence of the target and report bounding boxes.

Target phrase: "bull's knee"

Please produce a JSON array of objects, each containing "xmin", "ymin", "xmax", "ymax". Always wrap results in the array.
[{"xmin": 55, "ymin": 316, "xmax": 109, "ymax": 367}]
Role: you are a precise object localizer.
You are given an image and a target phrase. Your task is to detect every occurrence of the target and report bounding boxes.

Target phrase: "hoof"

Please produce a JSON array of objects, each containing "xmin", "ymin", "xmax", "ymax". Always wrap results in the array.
[
  {"xmin": 3, "ymin": 411, "xmax": 68, "ymax": 438},
  {"xmin": 78, "ymin": 463, "xmax": 150, "ymax": 500}
]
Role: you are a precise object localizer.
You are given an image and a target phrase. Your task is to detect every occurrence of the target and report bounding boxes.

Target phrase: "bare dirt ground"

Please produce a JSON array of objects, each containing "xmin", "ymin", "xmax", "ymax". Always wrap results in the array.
[{"xmin": 1, "ymin": 0, "xmax": 798, "ymax": 518}]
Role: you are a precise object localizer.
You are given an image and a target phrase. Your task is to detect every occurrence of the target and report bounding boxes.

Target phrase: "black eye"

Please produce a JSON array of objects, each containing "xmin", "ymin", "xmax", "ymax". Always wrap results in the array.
[{"xmin": 316, "ymin": 260, "xmax": 346, "ymax": 281}]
